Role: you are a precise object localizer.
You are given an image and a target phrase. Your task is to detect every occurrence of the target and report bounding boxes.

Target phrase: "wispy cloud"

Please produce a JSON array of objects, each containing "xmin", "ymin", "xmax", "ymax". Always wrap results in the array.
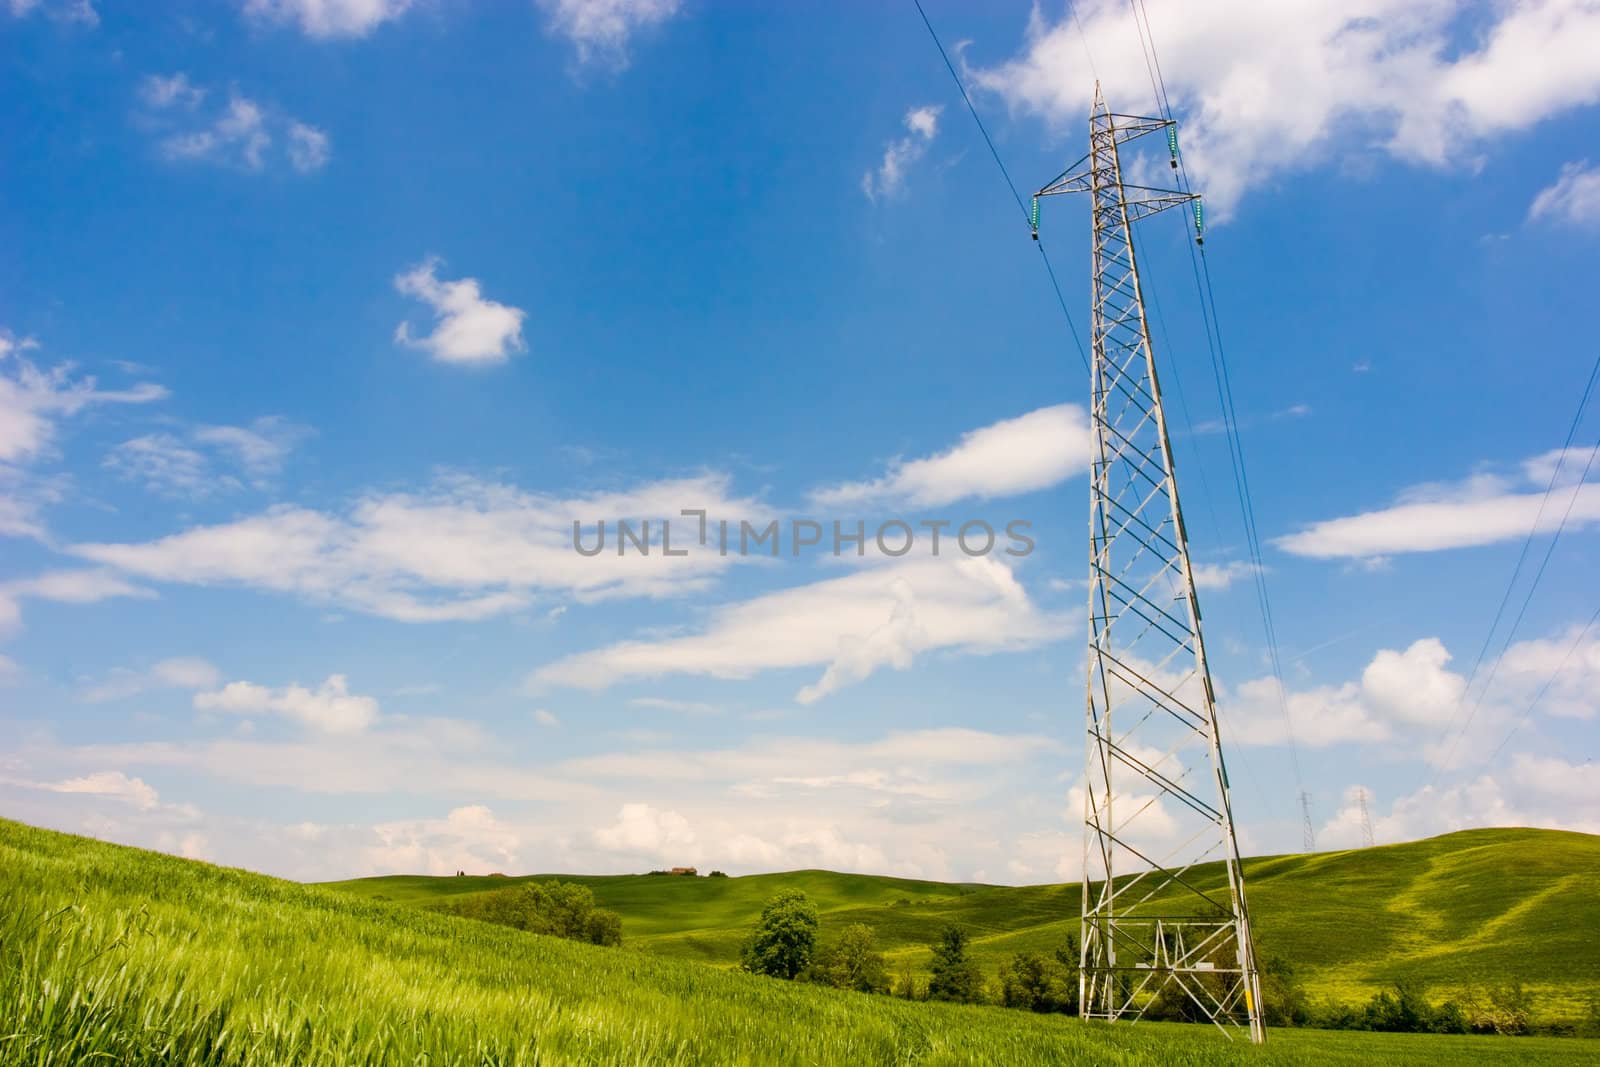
[
  {"xmin": 242, "ymin": 0, "xmax": 413, "ymax": 39},
  {"xmin": 536, "ymin": 0, "xmax": 681, "ymax": 71},
  {"xmin": 862, "ymin": 105, "xmax": 942, "ymax": 202},
  {"xmin": 1529, "ymin": 160, "xmax": 1600, "ymax": 228},
  {"xmin": 139, "ymin": 74, "xmax": 330, "ymax": 174}
]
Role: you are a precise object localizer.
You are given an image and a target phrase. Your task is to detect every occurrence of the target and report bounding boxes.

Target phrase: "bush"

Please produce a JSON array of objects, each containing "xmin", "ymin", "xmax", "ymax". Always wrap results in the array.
[
  {"xmin": 1259, "ymin": 956, "xmax": 1310, "ymax": 1027},
  {"xmin": 741, "ymin": 889, "xmax": 819, "ymax": 980},
  {"xmin": 707, "ymin": 870, "xmax": 729, "ymax": 878},
  {"xmin": 1465, "ymin": 981, "xmax": 1534, "ymax": 1035},
  {"xmin": 433, "ymin": 881, "xmax": 623, "ymax": 947}
]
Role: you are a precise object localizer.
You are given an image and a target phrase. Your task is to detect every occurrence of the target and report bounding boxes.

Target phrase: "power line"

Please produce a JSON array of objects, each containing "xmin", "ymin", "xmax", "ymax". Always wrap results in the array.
[
  {"xmin": 1425, "ymin": 351, "xmax": 1600, "ymax": 782},
  {"xmin": 1477, "ymin": 601, "xmax": 1600, "ymax": 770},
  {"xmin": 910, "ymin": 0, "xmax": 1089, "ymax": 374},
  {"xmin": 1431, "ymin": 430, "xmax": 1600, "ymax": 784},
  {"xmin": 1126, "ymin": 0, "xmax": 1306, "ymax": 789}
]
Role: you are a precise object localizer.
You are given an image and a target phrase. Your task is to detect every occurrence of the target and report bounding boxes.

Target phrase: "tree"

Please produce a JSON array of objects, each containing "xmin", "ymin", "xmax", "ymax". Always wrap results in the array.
[
  {"xmin": 927, "ymin": 925, "xmax": 984, "ymax": 1004},
  {"xmin": 998, "ymin": 952, "xmax": 1059, "ymax": 1012},
  {"xmin": 1259, "ymin": 956, "xmax": 1310, "ymax": 1027},
  {"xmin": 741, "ymin": 889, "xmax": 819, "ymax": 979},
  {"xmin": 806, "ymin": 923, "xmax": 889, "ymax": 993},
  {"xmin": 437, "ymin": 881, "xmax": 623, "ymax": 947}
]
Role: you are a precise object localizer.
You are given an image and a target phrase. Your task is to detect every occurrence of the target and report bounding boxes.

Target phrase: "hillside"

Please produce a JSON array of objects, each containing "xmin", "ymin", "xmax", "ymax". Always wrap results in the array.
[
  {"xmin": 325, "ymin": 827, "xmax": 1600, "ymax": 1018},
  {"xmin": 2, "ymin": 817, "xmax": 1593, "ymax": 1065}
]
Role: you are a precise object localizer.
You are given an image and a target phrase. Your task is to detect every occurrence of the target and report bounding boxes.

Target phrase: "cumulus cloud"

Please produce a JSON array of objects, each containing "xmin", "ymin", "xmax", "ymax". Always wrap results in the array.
[
  {"xmin": 1529, "ymin": 159, "xmax": 1600, "ymax": 227},
  {"xmin": 1275, "ymin": 448, "xmax": 1600, "ymax": 559},
  {"xmin": 393, "ymin": 258, "xmax": 527, "ymax": 365},
  {"xmin": 242, "ymin": 0, "xmax": 412, "ymax": 38},
  {"xmin": 1225, "ymin": 628, "xmax": 1600, "ymax": 761},
  {"xmin": 536, "ymin": 0, "xmax": 681, "ymax": 70},
  {"xmin": 139, "ymin": 76, "xmax": 330, "ymax": 174},
  {"xmin": 1321, "ymin": 754, "xmax": 1600, "ymax": 848},
  {"xmin": 365, "ymin": 804, "xmax": 521, "ymax": 876},
  {"xmin": 811, "ymin": 404, "xmax": 1091, "ymax": 508},
  {"xmin": 532, "ymin": 556, "xmax": 1067, "ymax": 702},
  {"xmin": 973, "ymin": 0, "xmax": 1600, "ymax": 217},
  {"xmin": 861, "ymin": 104, "xmax": 942, "ymax": 202},
  {"xmin": 194, "ymin": 673, "xmax": 380, "ymax": 734},
  {"xmin": 69, "ymin": 473, "xmax": 763, "ymax": 621}
]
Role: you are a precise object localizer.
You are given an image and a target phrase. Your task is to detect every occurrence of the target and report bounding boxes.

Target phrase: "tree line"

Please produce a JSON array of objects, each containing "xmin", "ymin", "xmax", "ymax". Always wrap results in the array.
[{"xmin": 735, "ymin": 889, "xmax": 1585, "ymax": 1035}]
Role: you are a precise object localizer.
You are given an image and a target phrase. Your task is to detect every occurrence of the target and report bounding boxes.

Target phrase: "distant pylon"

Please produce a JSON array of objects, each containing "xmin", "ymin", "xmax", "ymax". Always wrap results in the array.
[
  {"xmin": 1037, "ymin": 84, "xmax": 1264, "ymax": 1044},
  {"xmin": 1300, "ymin": 791, "xmax": 1317, "ymax": 852},
  {"xmin": 1357, "ymin": 788, "xmax": 1375, "ymax": 848}
]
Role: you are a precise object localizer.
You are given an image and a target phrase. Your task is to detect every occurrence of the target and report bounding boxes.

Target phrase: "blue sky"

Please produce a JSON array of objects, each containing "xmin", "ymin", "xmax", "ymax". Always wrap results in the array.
[{"xmin": 2, "ymin": 0, "xmax": 1598, "ymax": 882}]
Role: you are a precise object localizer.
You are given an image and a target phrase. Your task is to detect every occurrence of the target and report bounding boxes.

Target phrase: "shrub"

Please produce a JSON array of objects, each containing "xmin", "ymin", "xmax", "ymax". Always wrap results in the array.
[{"xmin": 433, "ymin": 881, "xmax": 623, "ymax": 947}]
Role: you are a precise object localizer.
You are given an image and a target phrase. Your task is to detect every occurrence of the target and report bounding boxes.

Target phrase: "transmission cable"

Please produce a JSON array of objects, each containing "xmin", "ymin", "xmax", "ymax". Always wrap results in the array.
[{"xmin": 911, "ymin": 0, "xmax": 1089, "ymax": 374}]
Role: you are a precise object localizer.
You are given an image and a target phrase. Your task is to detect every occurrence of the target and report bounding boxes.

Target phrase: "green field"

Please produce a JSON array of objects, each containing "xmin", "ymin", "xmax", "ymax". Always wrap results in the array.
[
  {"xmin": 325, "ymin": 826, "xmax": 1600, "ymax": 1019},
  {"xmin": 2, "ymin": 817, "xmax": 1596, "ymax": 1066}
]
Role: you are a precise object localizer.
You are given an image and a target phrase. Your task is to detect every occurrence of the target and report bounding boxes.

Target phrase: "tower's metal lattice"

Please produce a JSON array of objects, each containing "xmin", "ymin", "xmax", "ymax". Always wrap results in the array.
[{"xmin": 1036, "ymin": 86, "xmax": 1264, "ymax": 1042}]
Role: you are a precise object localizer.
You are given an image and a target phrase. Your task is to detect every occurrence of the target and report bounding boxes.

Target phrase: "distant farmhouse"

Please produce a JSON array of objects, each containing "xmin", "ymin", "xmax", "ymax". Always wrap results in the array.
[{"xmin": 668, "ymin": 866, "xmax": 697, "ymax": 876}]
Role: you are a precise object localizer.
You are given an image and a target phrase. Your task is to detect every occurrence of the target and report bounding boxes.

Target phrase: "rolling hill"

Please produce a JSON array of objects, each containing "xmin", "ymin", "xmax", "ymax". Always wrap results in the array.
[
  {"xmin": 3, "ymin": 816, "xmax": 1594, "ymax": 1065},
  {"xmin": 324, "ymin": 827, "xmax": 1600, "ymax": 1018}
]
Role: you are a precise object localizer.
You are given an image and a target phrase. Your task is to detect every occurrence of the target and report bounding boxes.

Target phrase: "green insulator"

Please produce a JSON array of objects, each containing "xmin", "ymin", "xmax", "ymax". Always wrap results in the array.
[
  {"xmin": 1030, "ymin": 196, "xmax": 1040, "ymax": 231},
  {"xmin": 1193, "ymin": 198, "xmax": 1204, "ymax": 234},
  {"xmin": 1167, "ymin": 125, "xmax": 1178, "ymax": 157}
]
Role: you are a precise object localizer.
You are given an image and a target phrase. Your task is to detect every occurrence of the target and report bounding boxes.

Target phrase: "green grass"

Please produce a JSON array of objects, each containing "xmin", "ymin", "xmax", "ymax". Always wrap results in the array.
[
  {"xmin": 325, "ymin": 827, "xmax": 1600, "ymax": 1018},
  {"xmin": 2, "ymin": 817, "xmax": 1595, "ymax": 1066}
]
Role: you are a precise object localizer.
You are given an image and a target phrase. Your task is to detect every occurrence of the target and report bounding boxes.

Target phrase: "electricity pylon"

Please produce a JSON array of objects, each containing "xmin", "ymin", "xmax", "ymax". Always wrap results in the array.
[
  {"xmin": 1357, "ymin": 787, "xmax": 1376, "ymax": 848},
  {"xmin": 1036, "ymin": 85, "xmax": 1264, "ymax": 1043},
  {"xmin": 1301, "ymin": 791, "xmax": 1318, "ymax": 852}
]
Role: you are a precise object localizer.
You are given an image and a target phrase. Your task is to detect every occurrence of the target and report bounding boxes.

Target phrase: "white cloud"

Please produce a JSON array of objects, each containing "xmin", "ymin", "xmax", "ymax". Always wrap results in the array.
[
  {"xmin": 286, "ymin": 122, "xmax": 332, "ymax": 173},
  {"xmin": 242, "ymin": 0, "xmax": 412, "ymax": 38},
  {"xmin": 365, "ymin": 804, "xmax": 521, "ymax": 876},
  {"xmin": 393, "ymin": 258, "xmax": 527, "ymax": 365},
  {"xmin": 107, "ymin": 417, "xmax": 309, "ymax": 497},
  {"xmin": 47, "ymin": 770, "xmax": 161, "ymax": 810},
  {"xmin": 532, "ymin": 555, "xmax": 1067, "ymax": 702},
  {"xmin": 1529, "ymin": 159, "xmax": 1600, "ymax": 227},
  {"xmin": 0, "ymin": 333, "xmax": 166, "ymax": 468},
  {"xmin": 70, "ymin": 473, "xmax": 762, "ymax": 621},
  {"xmin": 532, "ymin": 707, "xmax": 561, "ymax": 728},
  {"xmin": 629, "ymin": 696, "xmax": 721, "ymax": 716},
  {"xmin": 140, "ymin": 77, "xmax": 329, "ymax": 174},
  {"xmin": 593, "ymin": 802, "xmax": 695, "ymax": 857},
  {"xmin": 194, "ymin": 674, "xmax": 380, "ymax": 734},
  {"xmin": 1225, "ymin": 627, "xmax": 1600, "ymax": 760},
  {"xmin": 812, "ymin": 404, "xmax": 1090, "ymax": 508},
  {"xmin": 139, "ymin": 73, "xmax": 205, "ymax": 110},
  {"xmin": 1190, "ymin": 560, "xmax": 1259, "ymax": 590},
  {"xmin": 973, "ymin": 0, "xmax": 1600, "ymax": 216},
  {"xmin": 1345, "ymin": 754, "xmax": 1600, "ymax": 846},
  {"xmin": 0, "ymin": 569, "xmax": 153, "ymax": 636},
  {"xmin": 1276, "ymin": 449, "xmax": 1600, "ymax": 558},
  {"xmin": 861, "ymin": 104, "xmax": 942, "ymax": 202},
  {"xmin": 82, "ymin": 657, "xmax": 221, "ymax": 703},
  {"xmin": 536, "ymin": 0, "xmax": 681, "ymax": 70},
  {"xmin": 5, "ymin": 0, "xmax": 97, "ymax": 25}
]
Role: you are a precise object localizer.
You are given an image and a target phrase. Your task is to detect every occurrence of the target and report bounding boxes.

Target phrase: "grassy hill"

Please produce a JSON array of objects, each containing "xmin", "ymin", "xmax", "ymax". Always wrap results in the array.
[
  {"xmin": 324, "ymin": 827, "xmax": 1600, "ymax": 1018},
  {"xmin": 3, "ymin": 818, "xmax": 1595, "ymax": 1064}
]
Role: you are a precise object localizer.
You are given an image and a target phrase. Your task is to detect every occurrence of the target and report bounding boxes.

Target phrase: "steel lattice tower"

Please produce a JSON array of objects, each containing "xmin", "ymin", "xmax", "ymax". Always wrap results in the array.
[{"xmin": 1035, "ymin": 85, "xmax": 1264, "ymax": 1042}]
